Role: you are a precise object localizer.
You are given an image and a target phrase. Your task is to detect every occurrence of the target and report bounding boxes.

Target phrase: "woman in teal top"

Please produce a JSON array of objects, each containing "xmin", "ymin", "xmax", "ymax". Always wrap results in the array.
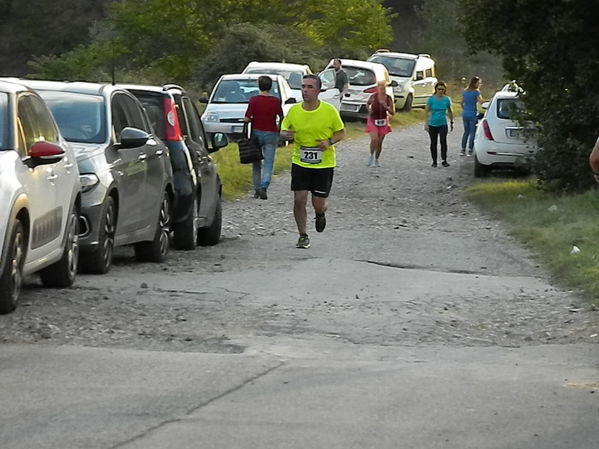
[{"xmin": 425, "ymin": 81, "xmax": 454, "ymax": 167}]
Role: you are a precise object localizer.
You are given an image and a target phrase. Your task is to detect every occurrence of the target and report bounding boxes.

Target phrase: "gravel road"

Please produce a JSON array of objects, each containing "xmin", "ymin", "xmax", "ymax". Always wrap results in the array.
[{"xmin": 1, "ymin": 120, "xmax": 597, "ymax": 353}]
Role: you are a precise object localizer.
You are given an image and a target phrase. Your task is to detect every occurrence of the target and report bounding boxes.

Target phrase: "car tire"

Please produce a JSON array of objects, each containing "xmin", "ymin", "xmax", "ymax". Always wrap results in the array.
[
  {"xmin": 135, "ymin": 190, "xmax": 171, "ymax": 262},
  {"xmin": 474, "ymin": 154, "xmax": 490, "ymax": 178},
  {"xmin": 402, "ymin": 94, "xmax": 413, "ymax": 112},
  {"xmin": 197, "ymin": 195, "xmax": 221, "ymax": 246},
  {"xmin": 79, "ymin": 196, "xmax": 116, "ymax": 274},
  {"xmin": 40, "ymin": 206, "xmax": 79, "ymax": 287},
  {"xmin": 173, "ymin": 195, "xmax": 198, "ymax": 250},
  {"xmin": 0, "ymin": 220, "xmax": 26, "ymax": 314}
]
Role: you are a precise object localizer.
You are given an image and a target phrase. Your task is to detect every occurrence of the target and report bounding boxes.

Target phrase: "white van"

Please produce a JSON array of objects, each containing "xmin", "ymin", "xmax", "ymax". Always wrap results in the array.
[
  {"xmin": 368, "ymin": 50, "xmax": 437, "ymax": 111},
  {"xmin": 323, "ymin": 58, "xmax": 395, "ymax": 120}
]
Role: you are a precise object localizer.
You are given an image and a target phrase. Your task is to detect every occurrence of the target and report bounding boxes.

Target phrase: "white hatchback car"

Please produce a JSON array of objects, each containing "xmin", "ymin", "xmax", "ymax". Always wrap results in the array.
[
  {"xmin": 201, "ymin": 73, "xmax": 297, "ymax": 141},
  {"xmin": 0, "ymin": 80, "xmax": 81, "ymax": 313},
  {"xmin": 241, "ymin": 61, "xmax": 341, "ymax": 109},
  {"xmin": 473, "ymin": 90, "xmax": 538, "ymax": 177},
  {"xmin": 323, "ymin": 58, "xmax": 396, "ymax": 120}
]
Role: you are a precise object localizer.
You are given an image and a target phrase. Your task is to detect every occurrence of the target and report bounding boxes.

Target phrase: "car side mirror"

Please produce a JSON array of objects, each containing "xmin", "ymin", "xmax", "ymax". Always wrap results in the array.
[
  {"xmin": 26, "ymin": 141, "xmax": 65, "ymax": 168},
  {"xmin": 390, "ymin": 80, "xmax": 398, "ymax": 87},
  {"xmin": 482, "ymin": 101, "xmax": 489, "ymax": 110},
  {"xmin": 285, "ymin": 98, "xmax": 296, "ymax": 104},
  {"xmin": 209, "ymin": 132, "xmax": 229, "ymax": 153},
  {"xmin": 117, "ymin": 127, "xmax": 150, "ymax": 149}
]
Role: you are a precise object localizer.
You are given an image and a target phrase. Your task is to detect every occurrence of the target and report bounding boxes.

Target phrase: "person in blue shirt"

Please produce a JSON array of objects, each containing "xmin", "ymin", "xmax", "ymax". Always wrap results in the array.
[
  {"xmin": 460, "ymin": 76, "xmax": 484, "ymax": 156},
  {"xmin": 425, "ymin": 81, "xmax": 454, "ymax": 167}
]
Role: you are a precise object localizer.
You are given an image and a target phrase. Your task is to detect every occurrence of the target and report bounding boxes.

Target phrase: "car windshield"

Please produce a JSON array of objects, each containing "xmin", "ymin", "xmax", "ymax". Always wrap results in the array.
[
  {"xmin": 245, "ymin": 68, "xmax": 304, "ymax": 89},
  {"xmin": 212, "ymin": 79, "xmax": 281, "ymax": 103},
  {"xmin": 368, "ymin": 55, "xmax": 415, "ymax": 77},
  {"xmin": 0, "ymin": 93, "xmax": 8, "ymax": 150},
  {"xmin": 36, "ymin": 90, "xmax": 107, "ymax": 143},
  {"xmin": 344, "ymin": 67, "xmax": 377, "ymax": 86},
  {"xmin": 496, "ymin": 98, "xmax": 526, "ymax": 120}
]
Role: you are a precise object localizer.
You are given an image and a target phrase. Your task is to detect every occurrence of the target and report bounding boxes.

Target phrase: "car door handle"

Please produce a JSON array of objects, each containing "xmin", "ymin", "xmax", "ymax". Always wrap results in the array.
[
  {"xmin": 47, "ymin": 173, "xmax": 58, "ymax": 182},
  {"xmin": 156, "ymin": 149, "xmax": 164, "ymax": 156},
  {"xmin": 64, "ymin": 162, "xmax": 74, "ymax": 169},
  {"xmin": 137, "ymin": 153, "xmax": 147, "ymax": 161}
]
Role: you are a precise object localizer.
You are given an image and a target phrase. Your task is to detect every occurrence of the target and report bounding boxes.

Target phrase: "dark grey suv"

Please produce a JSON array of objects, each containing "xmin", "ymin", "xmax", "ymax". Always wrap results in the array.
[
  {"xmin": 121, "ymin": 84, "xmax": 228, "ymax": 250},
  {"xmin": 19, "ymin": 80, "xmax": 175, "ymax": 274}
]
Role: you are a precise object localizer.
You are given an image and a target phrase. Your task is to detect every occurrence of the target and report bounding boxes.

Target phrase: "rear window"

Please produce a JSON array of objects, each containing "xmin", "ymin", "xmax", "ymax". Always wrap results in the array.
[
  {"xmin": 212, "ymin": 79, "xmax": 281, "ymax": 103},
  {"xmin": 37, "ymin": 90, "xmax": 107, "ymax": 143},
  {"xmin": 244, "ymin": 68, "xmax": 304, "ymax": 89},
  {"xmin": 368, "ymin": 55, "xmax": 415, "ymax": 77},
  {"xmin": 128, "ymin": 90, "xmax": 166, "ymax": 140},
  {"xmin": 0, "ymin": 93, "xmax": 8, "ymax": 150},
  {"xmin": 343, "ymin": 67, "xmax": 377, "ymax": 86},
  {"xmin": 496, "ymin": 98, "xmax": 526, "ymax": 120}
]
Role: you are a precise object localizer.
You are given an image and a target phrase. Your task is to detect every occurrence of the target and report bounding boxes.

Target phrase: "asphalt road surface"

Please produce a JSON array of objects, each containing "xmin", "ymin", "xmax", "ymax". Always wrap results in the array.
[{"xmin": 1, "ymin": 120, "xmax": 598, "ymax": 449}]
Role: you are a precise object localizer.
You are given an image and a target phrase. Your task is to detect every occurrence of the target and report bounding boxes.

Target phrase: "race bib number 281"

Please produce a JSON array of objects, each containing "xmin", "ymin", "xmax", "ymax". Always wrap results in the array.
[{"xmin": 300, "ymin": 146, "xmax": 322, "ymax": 164}]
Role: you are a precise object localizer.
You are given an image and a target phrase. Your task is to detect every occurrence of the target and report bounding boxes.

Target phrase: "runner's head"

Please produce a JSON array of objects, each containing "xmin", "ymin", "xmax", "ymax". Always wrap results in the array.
[
  {"xmin": 258, "ymin": 75, "xmax": 272, "ymax": 92},
  {"xmin": 301, "ymin": 74, "xmax": 321, "ymax": 102}
]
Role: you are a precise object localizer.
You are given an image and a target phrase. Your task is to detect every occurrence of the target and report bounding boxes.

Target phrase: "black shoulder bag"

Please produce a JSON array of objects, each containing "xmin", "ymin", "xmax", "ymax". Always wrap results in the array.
[{"xmin": 238, "ymin": 122, "xmax": 263, "ymax": 164}]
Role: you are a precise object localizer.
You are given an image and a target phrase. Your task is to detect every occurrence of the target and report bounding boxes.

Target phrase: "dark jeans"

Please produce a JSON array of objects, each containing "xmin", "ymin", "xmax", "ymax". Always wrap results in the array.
[{"xmin": 428, "ymin": 125, "xmax": 448, "ymax": 162}]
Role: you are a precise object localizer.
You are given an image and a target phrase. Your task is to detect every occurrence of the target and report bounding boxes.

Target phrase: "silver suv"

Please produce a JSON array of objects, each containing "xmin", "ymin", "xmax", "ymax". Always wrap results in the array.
[{"xmin": 368, "ymin": 50, "xmax": 437, "ymax": 111}]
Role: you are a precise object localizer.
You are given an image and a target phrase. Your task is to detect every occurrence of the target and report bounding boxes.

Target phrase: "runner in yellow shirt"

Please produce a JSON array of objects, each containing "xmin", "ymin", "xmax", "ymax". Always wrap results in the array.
[{"xmin": 281, "ymin": 74, "xmax": 345, "ymax": 248}]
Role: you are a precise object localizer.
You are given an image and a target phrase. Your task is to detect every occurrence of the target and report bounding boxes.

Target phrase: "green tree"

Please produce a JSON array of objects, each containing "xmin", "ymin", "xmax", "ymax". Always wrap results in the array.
[{"xmin": 460, "ymin": 0, "xmax": 599, "ymax": 191}]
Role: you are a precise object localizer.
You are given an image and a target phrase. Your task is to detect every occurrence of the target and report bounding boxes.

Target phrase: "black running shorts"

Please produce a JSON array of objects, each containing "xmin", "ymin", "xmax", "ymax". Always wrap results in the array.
[{"xmin": 291, "ymin": 164, "xmax": 334, "ymax": 198}]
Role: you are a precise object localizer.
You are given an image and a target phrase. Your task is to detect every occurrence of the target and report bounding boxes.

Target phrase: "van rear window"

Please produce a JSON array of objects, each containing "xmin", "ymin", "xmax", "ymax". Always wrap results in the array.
[{"xmin": 344, "ymin": 67, "xmax": 376, "ymax": 86}]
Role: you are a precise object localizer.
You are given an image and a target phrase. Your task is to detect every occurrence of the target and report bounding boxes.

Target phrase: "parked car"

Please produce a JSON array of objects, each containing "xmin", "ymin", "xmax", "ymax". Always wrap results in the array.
[
  {"xmin": 16, "ymin": 79, "xmax": 175, "ymax": 273},
  {"xmin": 0, "ymin": 80, "xmax": 81, "ymax": 313},
  {"xmin": 241, "ymin": 61, "xmax": 340, "ymax": 109},
  {"xmin": 368, "ymin": 50, "xmax": 437, "ymax": 111},
  {"xmin": 322, "ymin": 58, "xmax": 396, "ymax": 120},
  {"xmin": 201, "ymin": 73, "xmax": 296, "ymax": 141},
  {"xmin": 119, "ymin": 83, "xmax": 228, "ymax": 249},
  {"xmin": 473, "ymin": 89, "xmax": 538, "ymax": 177}
]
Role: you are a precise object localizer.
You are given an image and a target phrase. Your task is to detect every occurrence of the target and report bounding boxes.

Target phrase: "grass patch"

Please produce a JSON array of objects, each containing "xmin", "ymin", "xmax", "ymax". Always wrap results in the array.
[{"xmin": 466, "ymin": 179, "xmax": 599, "ymax": 301}]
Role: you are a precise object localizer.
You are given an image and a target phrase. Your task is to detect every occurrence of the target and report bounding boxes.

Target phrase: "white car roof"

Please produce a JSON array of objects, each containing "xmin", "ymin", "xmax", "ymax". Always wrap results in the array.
[
  {"xmin": 244, "ymin": 62, "xmax": 310, "ymax": 72},
  {"xmin": 328, "ymin": 59, "xmax": 389, "ymax": 75},
  {"xmin": 219, "ymin": 73, "xmax": 287, "ymax": 82}
]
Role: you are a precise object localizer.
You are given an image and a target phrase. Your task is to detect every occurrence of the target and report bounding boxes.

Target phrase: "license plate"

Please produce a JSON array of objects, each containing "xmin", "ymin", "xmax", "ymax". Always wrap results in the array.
[
  {"xmin": 507, "ymin": 129, "xmax": 522, "ymax": 138},
  {"xmin": 340, "ymin": 103, "xmax": 359, "ymax": 112}
]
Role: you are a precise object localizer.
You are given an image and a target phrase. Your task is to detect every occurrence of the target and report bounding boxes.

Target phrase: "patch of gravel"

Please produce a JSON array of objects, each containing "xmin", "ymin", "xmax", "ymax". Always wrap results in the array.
[{"xmin": 1, "ymin": 120, "xmax": 597, "ymax": 351}]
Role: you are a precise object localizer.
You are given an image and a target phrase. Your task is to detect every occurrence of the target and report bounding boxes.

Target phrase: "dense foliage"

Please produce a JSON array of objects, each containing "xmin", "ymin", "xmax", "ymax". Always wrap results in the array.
[
  {"xmin": 24, "ymin": 0, "xmax": 393, "ymax": 88},
  {"xmin": 461, "ymin": 0, "xmax": 599, "ymax": 191}
]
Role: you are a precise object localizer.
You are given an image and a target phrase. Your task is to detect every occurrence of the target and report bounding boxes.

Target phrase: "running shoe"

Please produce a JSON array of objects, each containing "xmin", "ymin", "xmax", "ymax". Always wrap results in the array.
[
  {"xmin": 259, "ymin": 188, "xmax": 267, "ymax": 200},
  {"xmin": 367, "ymin": 155, "xmax": 374, "ymax": 167},
  {"xmin": 431, "ymin": 162, "xmax": 438, "ymax": 168},
  {"xmin": 459, "ymin": 149, "xmax": 466, "ymax": 156},
  {"xmin": 315, "ymin": 213, "xmax": 326, "ymax": 232},
  {"xmin": 296, "ymin": 234, "xmax": 311, "ymax": 248},
  {"xmin": 442, "ymin": 161, "xmax": 450, "ymax": 167}
]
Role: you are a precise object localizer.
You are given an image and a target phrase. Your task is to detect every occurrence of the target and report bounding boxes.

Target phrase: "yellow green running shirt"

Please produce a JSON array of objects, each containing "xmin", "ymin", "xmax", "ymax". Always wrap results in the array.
[{"xmin": 281, "ymin": 101, "xmax": 345, "ymax": 169}]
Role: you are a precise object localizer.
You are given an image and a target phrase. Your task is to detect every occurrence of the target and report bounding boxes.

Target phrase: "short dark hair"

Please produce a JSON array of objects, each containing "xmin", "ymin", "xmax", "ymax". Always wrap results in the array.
[
  {"xmin": 302, "ymin": 74, "xmax": 321, "ymax": 90},
  {"xmin": 258, "ymin": 75, "xmax": 272, "ymax": 92},
  {"xmin": 333, "ymin": 58, "xmax": 342, "ymax": 65}
]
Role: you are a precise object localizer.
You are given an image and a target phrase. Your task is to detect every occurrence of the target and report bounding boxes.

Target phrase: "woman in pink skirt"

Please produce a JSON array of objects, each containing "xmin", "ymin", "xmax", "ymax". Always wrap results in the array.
[{"xmin": 365, "ymin": 80, "xmax": 394, "ymax": 167}]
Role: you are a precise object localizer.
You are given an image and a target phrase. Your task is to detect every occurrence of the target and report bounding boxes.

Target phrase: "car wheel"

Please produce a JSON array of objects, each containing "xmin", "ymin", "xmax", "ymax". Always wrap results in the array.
[
  {"xmin": 135, "ymin": 190, "xmax": 171, "ymax": 262},
  {"xmin": 173, "ymin": 195, "xmax": 198, "ymax": 250},
  {"xmin": 40, "ymin": 206, "xmax": 79, "ymax": 287},
  {"xmin": 79, "ymin": 196, "xmax": 116, "ymax": 274},
  {"xmin": 0, "ymin": 220, "xmax": 26, "ymax": 314},
  {"xmin": 474, "ymin": 154, "xmax": 490, "ymax": 178},
  {"xmin": 197, "ymin": 195, "xmax": 222, "ymax": 246},
  {"xmin": 402, "ymin": 94, "xmax": 413, "ymax": 112}
]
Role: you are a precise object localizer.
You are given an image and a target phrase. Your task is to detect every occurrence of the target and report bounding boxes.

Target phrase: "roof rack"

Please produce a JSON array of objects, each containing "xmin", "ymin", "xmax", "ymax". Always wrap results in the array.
[
  {"xmin": 163, "ymin": 83, "xmax": 184, "ymax": 92},
  {"xmin": 417, "ymin": 53, "xmax": 431, "ymax": 58},
  {"xmin": 375, "ymin": 48, "xmax": 390, "ymax": 53}
]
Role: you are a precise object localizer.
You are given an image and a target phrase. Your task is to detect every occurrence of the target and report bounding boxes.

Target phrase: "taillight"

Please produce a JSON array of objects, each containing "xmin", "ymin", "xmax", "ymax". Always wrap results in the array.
[
  {"xmin": 482, "ymin": 119, "xmax": 494, "ymax": 140},
  {"xmin": 363, "ymin": 87, "xmax": 377, "ymax": 93},
  {"xmin": 163, "ymin": 97, "xmax": 183, "ymax": 141}
]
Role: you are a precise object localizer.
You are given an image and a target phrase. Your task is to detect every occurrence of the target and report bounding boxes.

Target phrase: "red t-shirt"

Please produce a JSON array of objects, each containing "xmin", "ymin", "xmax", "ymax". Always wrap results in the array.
[
  {"xmin": 368, "ymin": 93, "xmax": 393, "ymax": 120},
  {"xmin": 244, "ymin": 95, "xmax": 284, "ymax": 132}
]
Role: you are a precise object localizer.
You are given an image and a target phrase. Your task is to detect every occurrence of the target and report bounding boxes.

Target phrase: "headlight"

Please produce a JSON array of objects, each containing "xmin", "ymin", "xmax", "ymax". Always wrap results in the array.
[
  {"xmin": 394, "ymin": 84, "xmax": 404, "ymax": 94},
  {"xmin": 80, "ymin": 174, "xmax": 99, "ymax": 193},
  {"xmin": 204, "ymin": 112, "xmax": 219, "ymax": 122}
]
